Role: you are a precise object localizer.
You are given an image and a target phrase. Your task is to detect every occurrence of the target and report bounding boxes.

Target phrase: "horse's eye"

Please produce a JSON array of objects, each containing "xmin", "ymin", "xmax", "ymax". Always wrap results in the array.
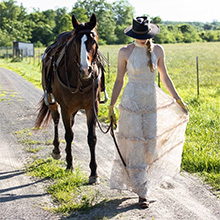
[{"xmin": 90, "ymin": 33, "xmax": 94, "ymax": 38}]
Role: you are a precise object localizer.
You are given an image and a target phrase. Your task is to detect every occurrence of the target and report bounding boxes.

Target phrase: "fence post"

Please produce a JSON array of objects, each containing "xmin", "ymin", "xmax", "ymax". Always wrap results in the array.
[
  {"xmin": 6, "ymin": 47, "xmax": 8, "ymax": 59},
  {"xmin": 20, "ymin": 49, "xmax": 23, "ymax": 61},
  {"xmin": 196, "ymin": 56, "xmax": 199, "ymax": 98},
  {"xmin": 107, "ymin": 52, "xmax": 110, "ymax": 79}
]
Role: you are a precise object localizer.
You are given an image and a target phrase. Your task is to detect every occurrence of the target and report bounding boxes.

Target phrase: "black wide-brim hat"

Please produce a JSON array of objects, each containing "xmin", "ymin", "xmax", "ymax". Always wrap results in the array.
[{"xmin": 124, "ymin": 16, "xmax": 160, "ymax": 39}]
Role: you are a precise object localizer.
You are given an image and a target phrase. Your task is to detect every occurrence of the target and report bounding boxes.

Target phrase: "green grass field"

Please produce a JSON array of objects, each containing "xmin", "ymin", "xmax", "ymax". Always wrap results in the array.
[{"xmin": 0, "ymin": 42, "xmax": 219, "ymax": 211}]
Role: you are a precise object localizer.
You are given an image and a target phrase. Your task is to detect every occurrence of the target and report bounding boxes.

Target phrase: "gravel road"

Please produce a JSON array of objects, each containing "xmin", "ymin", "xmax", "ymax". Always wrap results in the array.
[{"xmin": 0, "ymin": 67, "xmax": 220, "ymax": 220}]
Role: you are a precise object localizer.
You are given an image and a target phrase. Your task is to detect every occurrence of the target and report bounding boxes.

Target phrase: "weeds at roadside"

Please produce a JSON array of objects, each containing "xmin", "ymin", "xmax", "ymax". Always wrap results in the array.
[
  {"xmin": 26, "ymin": 158, "xmax": 105, "ymax": 214},
  {"xmin": 0, "ymin": 87, "xmax": 20, "ymax": 103},
  {"xmin": 14, "ymin": 127, "xmax": 105, "ymax": 214},
  {"xmin": 14, "ymin": 128, "xmax": 46, "ymax": 154}
]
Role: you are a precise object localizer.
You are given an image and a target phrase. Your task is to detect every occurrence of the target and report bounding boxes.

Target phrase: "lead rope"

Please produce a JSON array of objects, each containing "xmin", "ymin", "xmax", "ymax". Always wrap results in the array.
[
  {"xmin": 92, "ymin": 76, "xmax": 111, "ymax": 134},
  {"xmin": 109, "ymin": 121, "xmax": 127, "ymax": 167},
  {"xmin": 92, "ymin": 77, "xmax": 127, "ymax": 167}
]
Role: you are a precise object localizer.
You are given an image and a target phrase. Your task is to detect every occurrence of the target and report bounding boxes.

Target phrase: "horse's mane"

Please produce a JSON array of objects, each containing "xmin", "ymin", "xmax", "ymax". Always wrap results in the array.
[{"xmin": 97, "ymin": 49, "xmax": 109, "ymax": 71}]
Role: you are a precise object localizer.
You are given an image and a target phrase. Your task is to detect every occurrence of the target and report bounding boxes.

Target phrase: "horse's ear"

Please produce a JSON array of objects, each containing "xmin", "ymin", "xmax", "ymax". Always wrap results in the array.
[
  {"xmin": 89, "ymin": 13, "xmax": 97, "ymax": 29},
  {"xmin": 72, "ymin": 15, "xmax": 80, "ymax": 29}
]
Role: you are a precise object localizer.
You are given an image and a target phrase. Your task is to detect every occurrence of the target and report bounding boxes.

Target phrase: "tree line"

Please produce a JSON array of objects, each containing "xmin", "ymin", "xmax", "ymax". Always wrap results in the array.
[{"xmin": 0, "ymin": 0, "xmax": 220, "ymax": 47}]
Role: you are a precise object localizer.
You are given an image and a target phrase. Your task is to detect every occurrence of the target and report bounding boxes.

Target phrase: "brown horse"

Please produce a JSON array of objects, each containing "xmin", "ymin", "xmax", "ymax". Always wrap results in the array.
[{"xmin": 35, "ymin": 14, "xmax": 106, "ymax": 184}]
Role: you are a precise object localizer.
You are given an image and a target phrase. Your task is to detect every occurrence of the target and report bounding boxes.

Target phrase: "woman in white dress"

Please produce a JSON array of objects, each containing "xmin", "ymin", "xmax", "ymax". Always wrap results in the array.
[{"xmin": 108, "ymin": 16, "xmax": 189, "ymax": 208}]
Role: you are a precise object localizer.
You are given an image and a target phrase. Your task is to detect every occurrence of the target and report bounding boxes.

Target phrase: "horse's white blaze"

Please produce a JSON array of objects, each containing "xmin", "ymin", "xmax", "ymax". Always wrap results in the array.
[{"xmin": 80, "ymin": 34, "xmax": 89, "ymax": 73}]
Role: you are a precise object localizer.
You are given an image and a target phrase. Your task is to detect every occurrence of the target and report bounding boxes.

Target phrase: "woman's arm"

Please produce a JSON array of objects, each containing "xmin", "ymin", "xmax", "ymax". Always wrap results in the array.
[
  {"xmin": 156, "ymin": 44, "xmax": 189, "ymax": 113},
  {"xmin": 156, "ymin": 45, "xmax": 180, "ymax": 100},
  {"xmin": 110, "ymin": 48, "xmax": 127, "ymax": 106},
  {"xmin": 108, "ymin": 47, "xmax": 128, "ymax": 124}
]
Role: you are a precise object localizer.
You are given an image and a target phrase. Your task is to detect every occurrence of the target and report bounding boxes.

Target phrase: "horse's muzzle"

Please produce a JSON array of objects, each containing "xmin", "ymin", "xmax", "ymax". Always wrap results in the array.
[{"xmin": 79, "ymin": 65, "xmax": 93, "ymax": 80}]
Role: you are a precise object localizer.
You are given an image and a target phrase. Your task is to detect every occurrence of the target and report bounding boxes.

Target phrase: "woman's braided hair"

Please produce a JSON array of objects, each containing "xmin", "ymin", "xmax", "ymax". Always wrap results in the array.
[{"xmin": 146, "ymin": 39, "xmax": 155, "ymax": 72}]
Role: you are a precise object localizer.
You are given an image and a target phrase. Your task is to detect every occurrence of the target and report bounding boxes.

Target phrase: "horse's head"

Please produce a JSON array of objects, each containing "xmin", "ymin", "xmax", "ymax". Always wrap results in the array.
[{"xmin": 72, "ymin": 14, "xmax": 98, "ymax": 80}]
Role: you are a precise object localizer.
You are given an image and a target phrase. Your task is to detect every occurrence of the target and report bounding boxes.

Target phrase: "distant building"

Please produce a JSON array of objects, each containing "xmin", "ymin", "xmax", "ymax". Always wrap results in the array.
[{"xmin": 13, "ymin": 42, "xmax": 34, "ymax": 57}]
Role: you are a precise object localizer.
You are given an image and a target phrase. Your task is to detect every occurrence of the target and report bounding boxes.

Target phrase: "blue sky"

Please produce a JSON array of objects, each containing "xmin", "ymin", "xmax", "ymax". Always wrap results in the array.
[{"xmin": 15, "ymin": 0, "xmax": 219, "ymax": 23}]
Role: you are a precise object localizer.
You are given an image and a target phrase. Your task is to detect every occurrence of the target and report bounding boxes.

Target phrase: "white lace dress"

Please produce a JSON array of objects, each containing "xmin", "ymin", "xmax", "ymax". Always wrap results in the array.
[{"xmin": 110, "ymin": 42, "xmax": 189, "ymax": 198}]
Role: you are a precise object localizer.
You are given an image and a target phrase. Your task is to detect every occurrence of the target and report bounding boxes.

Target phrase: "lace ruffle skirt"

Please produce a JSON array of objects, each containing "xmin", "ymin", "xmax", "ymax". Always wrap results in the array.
[{"xmin": 110, "ymin": 82, "xmax": 189, "ymax": 198}]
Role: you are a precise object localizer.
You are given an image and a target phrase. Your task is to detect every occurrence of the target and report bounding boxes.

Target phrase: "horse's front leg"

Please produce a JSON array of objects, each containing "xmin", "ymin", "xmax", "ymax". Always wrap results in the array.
[
  {"xmin": 61, "ymin": 109, "xmax": 74, "ymax": 171},
  {"xmin": 86, "ymin": 108, "xmax": 99, "ymax": 184}
]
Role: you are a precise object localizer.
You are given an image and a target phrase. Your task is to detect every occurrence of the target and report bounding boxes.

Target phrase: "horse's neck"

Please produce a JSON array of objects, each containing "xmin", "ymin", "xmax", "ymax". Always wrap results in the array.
[{"xmin": 66, "ymin": 62, "xmax": 79, "ymax": 86}]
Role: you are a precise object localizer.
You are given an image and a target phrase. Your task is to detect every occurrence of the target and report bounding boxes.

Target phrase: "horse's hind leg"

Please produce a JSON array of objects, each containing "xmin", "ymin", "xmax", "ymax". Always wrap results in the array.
[
  {"xmin": 86, "ymin": 108, "xmax": 99, "ymax": 184},
  {"xmin": 49, "ymin": 104, "xmax": 61, "ymax": 160}
]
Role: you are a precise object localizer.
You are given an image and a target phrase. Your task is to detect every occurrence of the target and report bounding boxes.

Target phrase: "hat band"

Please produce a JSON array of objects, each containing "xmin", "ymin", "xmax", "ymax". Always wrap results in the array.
[{"xmin": 132, "ymin": 28, "xmax": 151, "ymax": 34}]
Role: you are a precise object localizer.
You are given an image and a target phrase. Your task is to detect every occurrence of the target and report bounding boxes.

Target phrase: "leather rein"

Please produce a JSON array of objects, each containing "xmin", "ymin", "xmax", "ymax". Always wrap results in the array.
[{"xmin": 91, "ymin": 74, "xmax": 127, "ymax": 168}]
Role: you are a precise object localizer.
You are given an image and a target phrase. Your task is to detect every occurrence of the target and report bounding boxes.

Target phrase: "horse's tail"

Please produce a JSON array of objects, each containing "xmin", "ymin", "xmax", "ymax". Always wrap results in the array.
[{"xmin": 35, "ymin": 97, "xmax": 51, "ymax": 129}]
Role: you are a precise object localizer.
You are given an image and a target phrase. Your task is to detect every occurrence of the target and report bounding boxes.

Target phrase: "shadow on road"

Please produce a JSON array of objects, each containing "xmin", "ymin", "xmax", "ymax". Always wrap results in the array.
[{"xmin": 0, "ymin": 171, "xmax": 48, "ymax": 203}]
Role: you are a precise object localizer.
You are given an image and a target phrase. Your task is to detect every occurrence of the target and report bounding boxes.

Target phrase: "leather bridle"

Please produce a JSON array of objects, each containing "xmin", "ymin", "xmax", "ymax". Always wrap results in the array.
[
  {"xmin": 54, "ymin": 29, "xmax": 100, "ymax": 94},
  {"xmin": 73, "ymin": 30, "xmax": 98, "ymax": 71}
]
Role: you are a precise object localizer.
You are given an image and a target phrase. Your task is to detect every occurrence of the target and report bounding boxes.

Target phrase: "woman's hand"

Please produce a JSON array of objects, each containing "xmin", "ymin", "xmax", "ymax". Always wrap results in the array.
[
  {"xmin": 176, "ymin": 98, "xmax": 189, "ymax": 113},
  {"xmin": 108, "ymin": 105, "xmax": 117, "ymax": 126}
]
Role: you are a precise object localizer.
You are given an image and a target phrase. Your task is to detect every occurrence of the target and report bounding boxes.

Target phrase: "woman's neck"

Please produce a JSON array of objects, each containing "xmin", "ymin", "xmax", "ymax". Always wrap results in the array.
[{"xmin": 134, "ymin": 41, "xmax": 146, "ymax": 47}]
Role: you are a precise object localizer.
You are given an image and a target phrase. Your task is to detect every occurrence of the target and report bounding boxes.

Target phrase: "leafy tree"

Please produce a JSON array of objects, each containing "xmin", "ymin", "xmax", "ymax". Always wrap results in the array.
[
  {"xmin": 0, "ymin": 28, "xmax": 11, "ymax": 46},
  {"xmin": 42, "ymin": 9, "xmax": 57, "ymax": 30},
  {"xmin": 167, "ymin": 25, "xmax": 184, "ymax": 43},
  {"xmin": 73, "ymin": 0, "xmax": 117, "ymax": 44},
  {"xmin": 112, "ymin": 0, "xmax": 133, "ymax": 26},
  {"xmin": 151, "ymin": 16, "xmax": 162, "ymax": 24},
  {"xmin": 178, "ymin": 24, "xmax": 201, "ymax": 43},
  {"xmin": 53, "ymin": 7, "xmax": 69, "ymax": 35},
  {"xmin": 31, "ymin": 22, "xmax": 53, "ymax": 45},
  {"xmin": 70, "ymin": 7, "xmax": 88, "ymax": 23},
  {"xmin": 4, "ymin": 19, "xmax": 31, "ymax": 42},
  {"xmin": 200, "ymin": 30, "xmax": 220, "ymax": 42},
  {"xmin": 204, "ymin": 24, "xmax": 212, "ymax": 30},
  {"xmin": 74, "ymin": 0, "xmax": 111, "ymax": 18},
  {"xmin": 54, "ymin": 13, "xmax": 72, "ymax": 34},
  {"xmin": 179, "ymin": 24, "xmax": 192, "ymax": 33},
  {"xmin": 27, "ymin": 10, "xmax": 54, "ymax": 45},
  {"xmin": 98, "ymin": 11, "xmax": 117, "ymax": 44},
  {"xmin": 112, "ymin": 0, "xmax": 134, "ymax": 44},
  {"xmin": 0, "ymin": 0, "xmax": 22, "ymax": 28},
  {"xmin": 154, "ymin": 25, "xmax": 176, "ymax": 43},
  {"xmin": 0, "ymin": 0, "xmax": 30, "ymax": 45}
]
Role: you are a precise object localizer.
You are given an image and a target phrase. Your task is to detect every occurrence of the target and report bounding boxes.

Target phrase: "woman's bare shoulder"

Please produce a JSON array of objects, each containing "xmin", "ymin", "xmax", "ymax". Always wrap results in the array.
[
  {"xmin": 152, "ymin": 43, "xmax": 165, "ymax": 58},
  {"xmin": 119, "ymin": 43, "xmax": 135, "ymax": 60}
]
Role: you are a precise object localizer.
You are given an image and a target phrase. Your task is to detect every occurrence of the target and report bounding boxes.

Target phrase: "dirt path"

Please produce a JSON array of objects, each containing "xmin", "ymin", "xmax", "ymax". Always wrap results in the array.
[
  {"xmin": 0, "ymin": 67, "xmax": 220, "ymax": 220},
  {"xmin": 0, "ymin": 68, "xmax": 60, "ymax": 220}
]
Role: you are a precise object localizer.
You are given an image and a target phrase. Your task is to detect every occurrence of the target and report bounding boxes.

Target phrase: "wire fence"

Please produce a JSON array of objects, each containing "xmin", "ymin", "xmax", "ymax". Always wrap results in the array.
[
  {"xmin": 1, "ymin": 46, "xmax": 219, "ymax": 98},
  {"xmin": 0, "ymin": 47, "xmax": 13, "ymax": 58},
  {"xmin": 157, "ymin": 56, "xmax": 209, "ymax": 98},
  {"xmin": 0, "ymin": 46, "xmax": 44, "ymax": 65}
]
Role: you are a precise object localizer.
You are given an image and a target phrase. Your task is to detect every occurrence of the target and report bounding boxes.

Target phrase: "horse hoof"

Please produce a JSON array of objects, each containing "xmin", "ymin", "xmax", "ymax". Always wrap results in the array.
[
  {"xmin": 89, "ymin": 176, "xmax": 100, "ymax": 185},
  {"xmin": 51, "ymin": 152, "xmax": 61, "ymax": 160},
  {"xmin": 65, "ymin": 167, "xmax": 74, "ymax": 173}
]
